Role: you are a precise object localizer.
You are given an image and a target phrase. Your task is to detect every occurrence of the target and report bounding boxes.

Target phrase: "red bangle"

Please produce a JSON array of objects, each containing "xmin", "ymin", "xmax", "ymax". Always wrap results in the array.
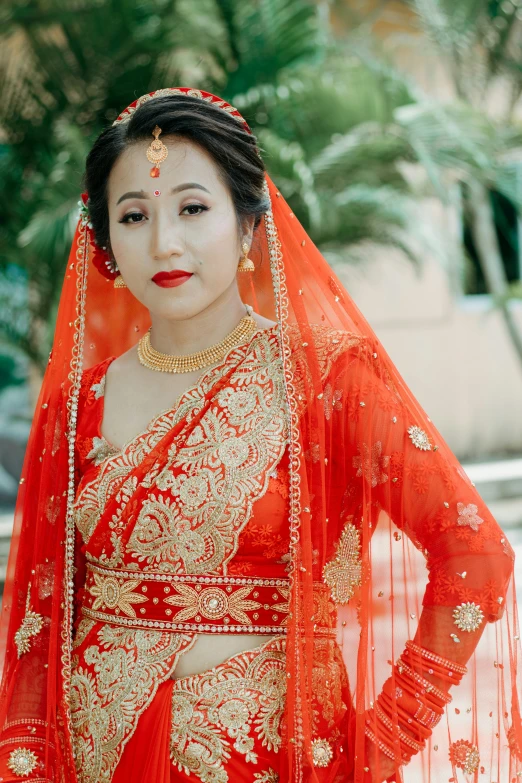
[
  {"xmin": 405, "ymin": 641, "xmax": 467, "ymax": 675},
  {"xmin": 402, "ymin": 647, "xmax": 465, "ymax": 685},
  {"xmin": 374, "ymin": 704, "xmax": 426, "ymax": 753},
  {"xmin": 397, "ymin": 658, "xmax": 453, "ymax": 701},
  {"xmin": 379, "ymin": 691, "xmax": 439, "ymax": 739},
  {"xmin": 365, "ymin": 714, "xmax": 414, "ymax": 764}
]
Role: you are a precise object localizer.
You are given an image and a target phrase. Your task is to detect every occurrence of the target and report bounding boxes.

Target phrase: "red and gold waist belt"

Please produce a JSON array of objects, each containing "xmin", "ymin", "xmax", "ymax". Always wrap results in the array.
[{"xmin": 82, "ymin": 562, "xmax": 336, "ymax": 635}]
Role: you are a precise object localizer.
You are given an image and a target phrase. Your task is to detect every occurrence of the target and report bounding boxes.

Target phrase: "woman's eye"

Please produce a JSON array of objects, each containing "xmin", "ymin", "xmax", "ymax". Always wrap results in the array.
[
  {"xmin": 182, "ymin": 204, "xmax": 209, "ymax": 216},
  {"xmin": 119, "ymin": 212, "xmax": 145, "ymax": 224}
]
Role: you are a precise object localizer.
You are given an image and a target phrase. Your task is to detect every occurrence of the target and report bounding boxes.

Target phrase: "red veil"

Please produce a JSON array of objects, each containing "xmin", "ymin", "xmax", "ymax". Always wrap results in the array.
[{"xmin": 0, "ymin": 87, "xmax": 520, "ymax": 783}]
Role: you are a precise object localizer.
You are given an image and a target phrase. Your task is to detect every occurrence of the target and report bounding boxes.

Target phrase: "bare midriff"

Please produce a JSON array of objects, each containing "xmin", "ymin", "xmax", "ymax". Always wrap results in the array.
[{"xmin": 171, "ymin": 633, "xmax": 279, "ymax": 677}]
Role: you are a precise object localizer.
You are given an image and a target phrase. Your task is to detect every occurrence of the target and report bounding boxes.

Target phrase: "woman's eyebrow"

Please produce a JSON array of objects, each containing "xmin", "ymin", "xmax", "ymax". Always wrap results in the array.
[{"xmin": 116, "ymin": 183, "xmax": 211, "ymax": 205}]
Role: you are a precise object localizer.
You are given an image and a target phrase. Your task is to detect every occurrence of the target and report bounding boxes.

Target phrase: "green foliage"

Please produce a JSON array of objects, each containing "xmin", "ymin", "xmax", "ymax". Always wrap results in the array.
[{"xmin": 3, "ymin": 0, "xmax": 522, "ymax": 372}]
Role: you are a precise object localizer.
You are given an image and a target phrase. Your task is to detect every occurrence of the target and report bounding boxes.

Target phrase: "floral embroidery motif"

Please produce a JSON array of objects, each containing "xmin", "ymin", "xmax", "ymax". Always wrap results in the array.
[
  {"xmin": 87, "ymin": 436, "xmax": 118, "ymax": 467},
  {"xmin": 452, "ymin": 602, "xmax": 484, "ymax": 632},
  {"xmin": 70, "ymin": 626, "xmax": 195, "ymax": 783},
  {"xmin": 288, "ymin": 326, "xmax": 363, "ymax": 413},
  {"xmin": 311, "ymin": 738, "xmax": 333, "ymax": 767},
  {"xmin": 90, "ymin": 375, "xmax": 106, "ymax": 400},
  {"xmin": 353, "ymin": 441, "xmax": 390, "ymax": 488},
  {"xmin": 507, "ymin": 722, "xmax": 522, "ymax": 760},
  {"xmin": 14, "ymin": 584, "xmax": 44, "ymax": 658},
  {"xmin": 88, "ymin": 573, "xmax": 148, "ymax": 617},
  {"xmin": 254, "ymin": 770, "xmax": 279, "ymax": 782},
  {"xmin": 164, "ymin": 585, "xmax": 262, "ymax": 624},
  {"xmin": 169, "ymin": 639, "xmax": 286, "ymax": 783},
  {"xmin": 310, "ymin": 639, "xmax": 348, "ymax": 734},
  {"xmin": 7, "ymin": 747, "xmax": 39, "ymax": 777},
  {"xmin": 322, "ymin": 521, "xmax": 362, "ymax": 604},
  {"xmin": 449, "ymin": 739, "xmax": 480, "ymax": 774},
  {"xmin": 323, "ymin": 383, "xmax": 343, "ymax": 420},
  {"xmin": 456, "ymin": 502, "xmax": 483, "ymax": 532},
  {"xmin": 74, "ymin": 331, "xmax": 288, "ymax": 574},
  {"xmin": 407, "ymin": 425, "xmax": 432, "ymax": 451}
]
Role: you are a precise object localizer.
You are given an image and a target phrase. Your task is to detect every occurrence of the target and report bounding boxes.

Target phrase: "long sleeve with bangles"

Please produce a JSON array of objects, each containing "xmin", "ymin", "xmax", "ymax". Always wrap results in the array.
[{"xmin": 328, "ymin": 337, "xmax": 515, "ymax": 769}]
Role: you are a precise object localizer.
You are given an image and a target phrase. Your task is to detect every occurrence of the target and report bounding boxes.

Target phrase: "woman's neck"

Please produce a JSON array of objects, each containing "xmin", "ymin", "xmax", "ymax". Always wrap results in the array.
[{"xmin": 148, "ymin": 287, "xmax": 248, "ymax": 356}]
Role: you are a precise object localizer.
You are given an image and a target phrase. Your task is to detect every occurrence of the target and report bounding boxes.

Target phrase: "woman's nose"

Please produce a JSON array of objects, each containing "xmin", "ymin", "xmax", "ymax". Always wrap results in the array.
[{"xmin": 150, "ymin": 213, "xmax": 185, "ymax": 260}]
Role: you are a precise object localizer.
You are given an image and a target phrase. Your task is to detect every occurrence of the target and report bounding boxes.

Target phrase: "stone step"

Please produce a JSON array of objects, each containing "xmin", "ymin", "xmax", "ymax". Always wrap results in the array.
[{"xmin": 463, "ymin": 457, "xmax": 522, "ymax": 502}]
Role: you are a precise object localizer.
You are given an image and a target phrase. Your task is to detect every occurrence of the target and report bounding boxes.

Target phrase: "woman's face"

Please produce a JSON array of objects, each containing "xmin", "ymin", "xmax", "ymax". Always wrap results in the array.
[{"xmin": 107, "ymin": 136, "xmax": 251, "ymax": 320}]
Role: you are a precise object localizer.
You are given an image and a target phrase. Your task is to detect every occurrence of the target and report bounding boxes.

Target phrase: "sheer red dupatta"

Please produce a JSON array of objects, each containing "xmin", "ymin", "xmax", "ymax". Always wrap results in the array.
[{"xmin": 0, "ymin": 87, "xmax": 518, "ymax": 783}]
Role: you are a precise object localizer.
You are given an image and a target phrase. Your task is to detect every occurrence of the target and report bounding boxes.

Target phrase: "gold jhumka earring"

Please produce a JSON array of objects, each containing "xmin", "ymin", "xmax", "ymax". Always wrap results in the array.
[
  {"xmin": 238, "ymin": 241, "xmax": 254, "ymax": 272},
  {"xmin": 147, "ymin": 125, "xmax": 168, "ymax": 178},
  {"xmin": 114, "ymin": 275, "xmax": 127, "ymax": 289}
]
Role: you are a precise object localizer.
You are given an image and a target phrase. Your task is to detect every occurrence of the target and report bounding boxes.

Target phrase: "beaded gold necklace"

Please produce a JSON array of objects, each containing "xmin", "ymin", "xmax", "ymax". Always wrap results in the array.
[{"xmin": 137, "ymin": 309, "xmax": 257, "ymax": 373}]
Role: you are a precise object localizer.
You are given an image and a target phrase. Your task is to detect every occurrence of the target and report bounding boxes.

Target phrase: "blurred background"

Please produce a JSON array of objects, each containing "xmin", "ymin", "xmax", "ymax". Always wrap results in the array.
[{"xmin": 0, "ymin": 0, "xmax": 521, "ymax": 599}]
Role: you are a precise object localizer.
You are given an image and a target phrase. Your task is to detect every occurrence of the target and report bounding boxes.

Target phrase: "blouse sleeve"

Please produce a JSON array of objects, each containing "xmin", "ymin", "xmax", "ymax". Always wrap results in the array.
[{"xmin": 329, "ymin": 335, "xmax": 515, "ymax": 664}]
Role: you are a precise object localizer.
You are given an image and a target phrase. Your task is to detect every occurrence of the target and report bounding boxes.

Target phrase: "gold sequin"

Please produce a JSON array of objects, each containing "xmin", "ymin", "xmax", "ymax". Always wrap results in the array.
[
  {"xmin": 7, "ymin": 747, "xmax": 38, "ymax": 777},
  {"xmin": 311, "ymin": 737, "xmax": 334, "ymax": 767},
  {"xmin": 453, "ymin": 602, "xmax": 484, "ymax": 632},
  {"xmin": 407, "ymin": 425, "xmax": 432, "ymax": 451},
  {"xmin": 322, "ymin": 520, "xmax": 362, "ymax": 604}
]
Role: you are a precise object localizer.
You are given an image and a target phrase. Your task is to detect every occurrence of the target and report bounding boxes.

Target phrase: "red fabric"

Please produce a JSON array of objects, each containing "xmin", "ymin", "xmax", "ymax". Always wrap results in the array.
[
  {"xmin": 0, "ymin": 86, "xmax": 519, "ymax": 783},
  {"xmin": 112, "ymin": 678, "xmax": 174, "ymax": 783}
]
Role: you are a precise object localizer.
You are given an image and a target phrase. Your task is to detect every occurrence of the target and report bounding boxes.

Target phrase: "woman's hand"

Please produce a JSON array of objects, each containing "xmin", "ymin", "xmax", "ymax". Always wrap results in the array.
[{"xmin": 364, "ymin": 734, "xmax": 400, "ymax": 782}]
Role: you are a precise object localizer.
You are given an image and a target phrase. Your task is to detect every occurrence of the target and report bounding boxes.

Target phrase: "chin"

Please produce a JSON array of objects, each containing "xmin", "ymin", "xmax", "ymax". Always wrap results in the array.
[{"xmin": 148, "ymin": 296, "xmax": 217, "ymax": 323}]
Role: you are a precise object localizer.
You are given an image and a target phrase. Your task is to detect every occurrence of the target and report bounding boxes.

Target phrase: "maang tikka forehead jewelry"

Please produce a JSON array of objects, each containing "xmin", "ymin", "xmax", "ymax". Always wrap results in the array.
[{"xmin": 147, "ymin": 125, "xmax": 168, "ymax": 178}]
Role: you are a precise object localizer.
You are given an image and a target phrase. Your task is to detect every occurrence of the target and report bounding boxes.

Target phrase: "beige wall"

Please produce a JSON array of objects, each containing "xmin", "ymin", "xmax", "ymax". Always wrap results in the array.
[{"xmin": 336, "ymin": 238, "xmax": 522, "ymax": 460}]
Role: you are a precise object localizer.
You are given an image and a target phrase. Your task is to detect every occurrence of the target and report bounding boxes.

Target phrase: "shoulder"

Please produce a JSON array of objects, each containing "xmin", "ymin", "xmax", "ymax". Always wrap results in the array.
[
  {"xmin": 287, "ymin": 323, "xmax": 369, "ymax": 382},
  {"xmin": 79, "ymin": 357, "xmax": 115, "ymax": 408}
]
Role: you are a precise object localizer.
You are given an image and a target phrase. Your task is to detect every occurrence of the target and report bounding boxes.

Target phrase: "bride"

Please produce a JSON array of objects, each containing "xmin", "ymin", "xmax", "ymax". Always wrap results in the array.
[{"xmin": 0, "ymin": 87, "xmax": 519, "ymax": 783}]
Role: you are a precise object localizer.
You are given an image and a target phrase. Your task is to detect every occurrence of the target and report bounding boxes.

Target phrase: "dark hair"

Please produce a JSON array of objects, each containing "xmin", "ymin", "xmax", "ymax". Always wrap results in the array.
[{"xmin": 83, "ymin": 94, "xmax": 269, "ymax": 251}]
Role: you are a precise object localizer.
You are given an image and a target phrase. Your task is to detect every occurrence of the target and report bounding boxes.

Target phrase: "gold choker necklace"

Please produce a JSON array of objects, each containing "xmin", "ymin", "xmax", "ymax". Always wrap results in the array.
[{"xmin": 137, "ymin": 313, "xmax": 257, "ymax": 373}]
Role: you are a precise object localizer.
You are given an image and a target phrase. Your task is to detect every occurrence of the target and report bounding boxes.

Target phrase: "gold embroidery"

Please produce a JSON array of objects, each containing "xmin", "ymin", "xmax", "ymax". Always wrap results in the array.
[
  {"xmin": 87, "ymin": 437, "xmax": 118, "ymax": 467},
  {"xmin": 452, "ymin": 602, "xmax": 484, "ymax": 632},
  {"xmin": 70, "ymin": 626, "xmax": 195, "ymax": 783},
  {"xmin": 311, "ymin": 639, "xmax": 348, "ymax": 733},
  {"xmin": 352, "ymin": 441, "xmax": 390, "ymax": 488},
  {"xmin": 456, "ymin": 502, "xmax": 484, "ymax": 532},
  {"xmin": 126, "ymin": 331, "xmax": 288, "ymax": 574},
  {"xmin": 322, "ymin": 521, "xmax": 362, "ymax": 604},
  {"xmin": 170, "ymin": 639, "xmax": 286, "ymax": 782},
  {"xmin": 407, "ymin": 425, "xmax": 432, "ymax": 451},
  {"xmin": 14, "ymin": 583, "xmax": 44, "ymax": 658},
  {"xmin": 254, "ymin": 770, "xmax": 279, "ymax": 782},
  {"xmin": 88, "ymin": 573, "xmax": 148, "ymax": 617},
  {"xmin": 7, "ymin": 747, "xmax": 39, "ymax": 777},
  {"xmin": 90, "ymin": 375, "xmax": 106, "ymax": 400},
  {"xmin": 288, "ymin": 325, "xmax": 363, "ymax": 411},
  {"xmin": 449, "ymin": 739, "xmax": 480, "ymax": 773},
  {"xmin": 311, "ymin": 737, "xmax": 333, "ymax": 767},
  {"xmin": 72, "ymin": 617, "xmax": 96, "ymax": 649},
  {"xmin": 323, "ymin": 383, "xmax": 343, "ymax": 420},
  {"xmin": 165, "ymin": 585, "xmax": 261, "ymax": 624},
  {"xmin": 74, "ymin": 330, "xmax": 288, "ymax": 577}
]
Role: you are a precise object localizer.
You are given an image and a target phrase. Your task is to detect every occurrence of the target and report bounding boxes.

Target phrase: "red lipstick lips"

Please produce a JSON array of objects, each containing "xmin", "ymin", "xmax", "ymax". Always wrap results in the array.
[{"xmin": 152, "ymin": 270, "xmax": 193, "ymax": 288}]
